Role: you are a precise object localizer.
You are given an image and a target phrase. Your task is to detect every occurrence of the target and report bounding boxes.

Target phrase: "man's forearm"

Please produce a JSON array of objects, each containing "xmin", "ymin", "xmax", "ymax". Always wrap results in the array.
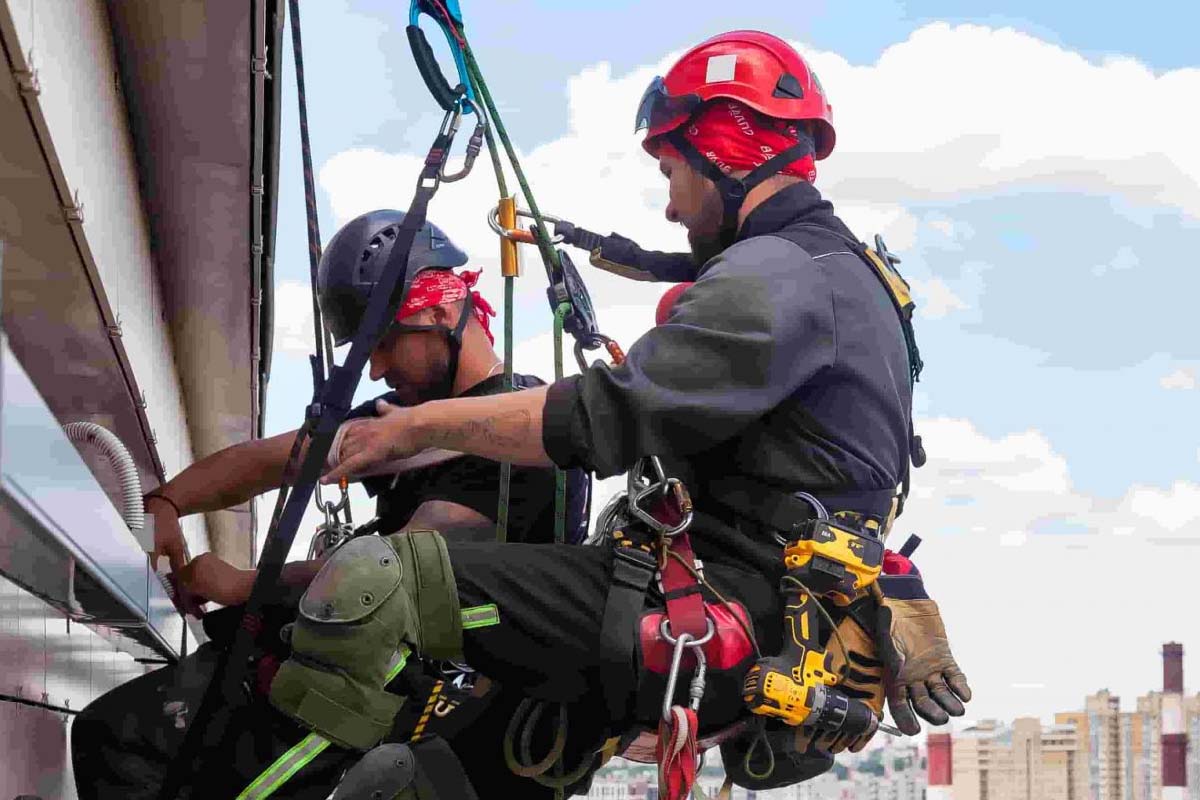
[
  {"xmin": 412, "ymin": 386, "xmax": 555, "ymax": 468},
  {"xmin": 158, "ymin": 430, "xmax": 305, "ymax": 515}
]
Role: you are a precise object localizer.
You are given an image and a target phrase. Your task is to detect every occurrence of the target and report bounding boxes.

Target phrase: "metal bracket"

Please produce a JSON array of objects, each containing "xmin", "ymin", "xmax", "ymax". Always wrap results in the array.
[
  {"xmin": 62, "ymin": 191, "xmax": 85, "ymax": 224},
  {"xmin": 14, "ymin": 56, "xmax": 40, "ymax": 97}
]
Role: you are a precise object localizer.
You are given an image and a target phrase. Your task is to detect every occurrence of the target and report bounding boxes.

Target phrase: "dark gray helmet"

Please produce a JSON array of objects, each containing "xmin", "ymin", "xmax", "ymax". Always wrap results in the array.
[{"xmin": 317, "ymin": 209, "xmax": 468, "ymax": 346}]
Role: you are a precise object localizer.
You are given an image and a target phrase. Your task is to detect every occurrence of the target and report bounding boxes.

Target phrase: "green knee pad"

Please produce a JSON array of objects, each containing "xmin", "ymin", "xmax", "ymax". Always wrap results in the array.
[{"xmin": 269, "ymin": 530, "xmax": 462, "ymax": 751}]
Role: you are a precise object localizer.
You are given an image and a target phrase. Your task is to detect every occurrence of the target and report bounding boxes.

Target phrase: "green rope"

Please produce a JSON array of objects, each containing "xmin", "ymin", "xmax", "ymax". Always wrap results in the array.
[
  {"xmin": 477, "ymin": 111, "xmax": 514, "ymax": 544},
  {"xmin": 451, "ymin": 20, "xmax": 567, "ymax": 546},
  {"xmin": 461, "ymin": 48, "xmax": 561, "ymax": 280},
  {"xmin": 552, "ymin": 302, "xmax": 571, "ymax": 544}
]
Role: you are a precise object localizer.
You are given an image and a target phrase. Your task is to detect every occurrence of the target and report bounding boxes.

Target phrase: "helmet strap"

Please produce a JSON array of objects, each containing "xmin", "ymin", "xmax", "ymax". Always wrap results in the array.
[
  {"xmin": 663, "ymin": 128, "xmax": 813, "ymax": 236},
  {"xmin": 390, "ymin": 291, "xmax": 476, "ymax": 399}
]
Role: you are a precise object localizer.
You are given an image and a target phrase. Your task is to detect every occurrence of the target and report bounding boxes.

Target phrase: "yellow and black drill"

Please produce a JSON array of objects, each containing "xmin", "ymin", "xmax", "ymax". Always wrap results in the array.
[{"xmin": 742, "ymin": 515, "xmax": 898, "ymax": 740}]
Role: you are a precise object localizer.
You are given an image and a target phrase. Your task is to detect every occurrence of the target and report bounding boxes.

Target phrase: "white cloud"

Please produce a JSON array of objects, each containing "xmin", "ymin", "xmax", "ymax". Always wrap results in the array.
[
  {"xmin": 272, "ymin": 280, "xmax": 320, "ymax": 358},
  {"xmin": 928, "ymin": 218, "xmax": 955, "ymax": 238},
  {"xmin": 1120, "ymin": 481, "xmax": 1200, "ymax": 533},
  {"xmin": 319, "ymin": 23, "xmax": 1199, "ymax": 380},
  {"xmin": 813, "ymin": 24, "xmax": 1200, "ymax": 218},
  {"xmin": 894, "ymin": 417, "xmax": 1200, "ymax": 722},
  {"xmin": 1092, "ymin": 245, "xmax": 1140, "ymax": 276},
  {"xmin": 1159, "ymin": 367, "xmax": 1197, "ymax": 391},
  {"xmin": 911, "ymin": 277, "xmax": 968, "ymax": 319}
]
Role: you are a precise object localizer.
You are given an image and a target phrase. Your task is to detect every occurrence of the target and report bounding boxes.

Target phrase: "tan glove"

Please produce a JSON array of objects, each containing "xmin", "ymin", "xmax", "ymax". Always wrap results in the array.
[
  {"xmin": 872, "ymin": 559, "xmax": 971, "ymax": 735},
  {"xmin": 795, "ymin": 600, "xmax": 885, "ymax": 755}
]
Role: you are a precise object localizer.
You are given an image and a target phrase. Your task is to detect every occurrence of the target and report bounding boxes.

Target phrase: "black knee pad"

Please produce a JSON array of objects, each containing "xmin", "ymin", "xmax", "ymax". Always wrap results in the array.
[{"xmin": 330, "ymin": 738, "xmax": 479, "ymax": 800}]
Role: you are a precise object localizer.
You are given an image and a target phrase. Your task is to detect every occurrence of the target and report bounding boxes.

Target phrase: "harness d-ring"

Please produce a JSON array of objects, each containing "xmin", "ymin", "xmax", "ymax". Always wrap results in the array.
[{"xmin": 658, "ymin": 616, "xmax": 715, "ymax": 648}]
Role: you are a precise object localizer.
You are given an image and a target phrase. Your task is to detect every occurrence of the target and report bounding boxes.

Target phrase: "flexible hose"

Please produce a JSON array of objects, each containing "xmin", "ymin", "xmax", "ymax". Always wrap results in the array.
[{"xmin": 63, "ymin": 422, "xmax": 144, "ymax": 531}]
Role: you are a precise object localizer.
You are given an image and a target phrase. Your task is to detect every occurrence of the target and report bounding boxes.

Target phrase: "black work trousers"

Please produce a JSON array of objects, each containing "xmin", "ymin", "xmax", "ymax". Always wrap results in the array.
[{"xmin": 71, "ymin": 542, "xmax": 780, "ymax": 799}]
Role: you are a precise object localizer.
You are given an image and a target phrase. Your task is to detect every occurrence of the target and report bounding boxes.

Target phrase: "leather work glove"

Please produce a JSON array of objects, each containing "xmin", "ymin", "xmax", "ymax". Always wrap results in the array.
[
  {"xmin": 872, "ymin": 547, "xmax": 972, "ymax": 735},
  {"xmin": 800, "ymin": 600, "xmax": 885, "ymax": 755}
]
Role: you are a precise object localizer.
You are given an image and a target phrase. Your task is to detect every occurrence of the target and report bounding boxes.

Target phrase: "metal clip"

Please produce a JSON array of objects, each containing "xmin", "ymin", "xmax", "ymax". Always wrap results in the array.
[
  {"xmin": 420, "ymin": 96, "xmax": 467, "ymax": 191},
  {"xmin": 307, "ymin": 520, "xmax": 354, "ymax": 561},
  {"xmin": 486, "ymin": 205, "xmax": 565, "ymax": 245},
  {"xmin": 688, "ymin": 646, "xmax": 707, "ymax": 712},
  {"xmin": 440, "ymin": 120, "xmax": 486, "ymax": 183},
  {"xmin": 627, "ymin": 457, "xmax": 693, "ymax": 537},
  {"xmin": 660, "ymin": 619, "xmax": 714, "ymax": 721},
  {"xmin": 662, "ymin": 632, "xmax": 694, "ymax": 721}
]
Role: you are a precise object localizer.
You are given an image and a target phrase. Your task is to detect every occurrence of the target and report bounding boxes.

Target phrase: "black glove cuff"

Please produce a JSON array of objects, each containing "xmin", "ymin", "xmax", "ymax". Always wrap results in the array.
[{"xmin": 877, "ymin": 574, "xmax": 929, "ymax": 601}]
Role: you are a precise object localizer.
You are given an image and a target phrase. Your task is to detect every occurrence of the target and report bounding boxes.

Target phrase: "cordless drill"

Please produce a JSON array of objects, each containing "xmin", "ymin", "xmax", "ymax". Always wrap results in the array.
[{"xmin": 742, "ymin": 516, "xmax": 889, "ymax": 741}]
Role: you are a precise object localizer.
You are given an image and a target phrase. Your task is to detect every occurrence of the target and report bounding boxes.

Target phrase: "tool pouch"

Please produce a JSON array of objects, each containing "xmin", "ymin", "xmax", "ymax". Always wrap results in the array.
[
  {"xmin": 720, "ymin": 720, "xmax": 835, "ymax": 791},
  {"xmin": 269, "ymin": 531, "xmax": 462, "ymax": 751}
]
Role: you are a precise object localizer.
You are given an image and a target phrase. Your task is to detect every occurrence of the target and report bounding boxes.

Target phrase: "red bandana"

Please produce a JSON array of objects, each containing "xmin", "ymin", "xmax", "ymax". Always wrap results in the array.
[
  {"xmin": 652, "ymin": 100, "xmax": 816, "ymax": 183},
  {"xmin": 398, "ymin": 268, "xmax": 497, "ymax": 345}
]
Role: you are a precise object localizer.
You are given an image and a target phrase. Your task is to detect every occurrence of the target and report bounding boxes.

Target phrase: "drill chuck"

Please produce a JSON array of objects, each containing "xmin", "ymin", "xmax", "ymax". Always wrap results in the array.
[{"xmin": 806, "ymin": 684, "xmax": 880, "ymax": 741}]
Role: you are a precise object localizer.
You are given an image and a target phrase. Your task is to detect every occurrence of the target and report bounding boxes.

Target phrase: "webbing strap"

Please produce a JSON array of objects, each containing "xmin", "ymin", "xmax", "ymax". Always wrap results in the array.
[
  {"xmin": 598, "ymin": 547, "xmax": 658, "ymax": 719},
  {"xmin": 660, "ymin": 534, "xmax": 707, "ymax": 641},
  {"xmin": 236, "ymin": 651, "xmax": 411, "ymax": 800},
  {"xmin": 552, "ymin": 302, "xmax": 571, "ymax": 543}
]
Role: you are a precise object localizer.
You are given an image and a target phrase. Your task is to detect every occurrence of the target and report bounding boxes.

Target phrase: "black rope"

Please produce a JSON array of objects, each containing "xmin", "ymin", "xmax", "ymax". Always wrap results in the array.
[
  {"xmin": 0, "ymin": 692, "xmax": 78, "ymax": 716},
  {"xmin": 288, "ymin": 0, "xmax": 335, "ymax": 385}
]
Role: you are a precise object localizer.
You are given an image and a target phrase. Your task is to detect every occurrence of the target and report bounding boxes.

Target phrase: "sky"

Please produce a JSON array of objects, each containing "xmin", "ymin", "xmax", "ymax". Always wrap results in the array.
[{"xmin": 257, "ymin": 0, "xmax": 1200, "ymax": 734}]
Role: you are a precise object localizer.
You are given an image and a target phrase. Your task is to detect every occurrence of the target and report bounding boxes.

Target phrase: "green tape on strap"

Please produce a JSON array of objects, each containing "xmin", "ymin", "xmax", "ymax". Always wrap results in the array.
[
  {"xmin": 461, "ymin": 603, "xmax": 500, "ymax": 630},
  {"xmin": 236, "ymin": 733, "xmax": 331, "ymax": 800}
]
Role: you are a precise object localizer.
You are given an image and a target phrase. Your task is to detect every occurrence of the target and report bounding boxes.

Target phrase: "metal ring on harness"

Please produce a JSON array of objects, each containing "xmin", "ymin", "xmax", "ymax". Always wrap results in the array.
[{"xmin": 658, "ymin": 616, "xmax": 715, "ymax": 648}]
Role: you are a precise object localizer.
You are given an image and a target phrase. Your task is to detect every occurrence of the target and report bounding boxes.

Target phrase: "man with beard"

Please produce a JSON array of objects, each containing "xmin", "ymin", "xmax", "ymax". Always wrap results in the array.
[
  {"xmin": 271, "ymin": 29, "xmax": 971, "ymax": 796},
  {"xmin": 70, "ymin": 211, "xmax": 590, "ymax": 798}
]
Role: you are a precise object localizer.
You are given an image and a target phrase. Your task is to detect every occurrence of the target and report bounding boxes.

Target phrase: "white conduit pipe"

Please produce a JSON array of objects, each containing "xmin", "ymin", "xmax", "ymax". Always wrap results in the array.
[{"xmin": 62, "ymin": 422, "xmax": 145, "ymax": 532}]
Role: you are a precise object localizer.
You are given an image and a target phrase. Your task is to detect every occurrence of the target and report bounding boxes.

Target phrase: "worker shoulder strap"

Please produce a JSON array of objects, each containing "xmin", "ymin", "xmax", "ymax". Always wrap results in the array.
[{"xmin": 769, "ymin": 223, "xmax": 926, "ymax": 518}]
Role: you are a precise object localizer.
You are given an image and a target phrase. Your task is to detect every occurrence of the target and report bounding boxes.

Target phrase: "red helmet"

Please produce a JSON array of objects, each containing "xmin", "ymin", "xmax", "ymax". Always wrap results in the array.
[{"xmin": 635, "ymin": 30, "xmax": 835, "ymax": 160}]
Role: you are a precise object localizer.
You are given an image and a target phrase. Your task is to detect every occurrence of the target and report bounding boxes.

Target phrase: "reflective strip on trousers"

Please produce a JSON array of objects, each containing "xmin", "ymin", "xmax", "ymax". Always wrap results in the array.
[
  {"xmin": 237, "ymin": 732, "xmax": 332, "ymax": 800},
  {"xmin": 236, "ymin": 649, "xmax": 410, "ymax": 799}
]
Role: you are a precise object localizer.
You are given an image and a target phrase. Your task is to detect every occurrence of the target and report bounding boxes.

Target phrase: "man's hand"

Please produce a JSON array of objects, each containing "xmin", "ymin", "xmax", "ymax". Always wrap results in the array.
[
  {"xmin": 177, "ymin": 553, "xmax": 256, "ymax": 609},
  {"xmin": 873, "ymin": 570, "xmax": 971, "ymax": 735},
  {"xmin": 148, "ymin": 495, "xmax": 189, "ymax": 577},
  {"xmin": 147, "ymin": 493, "xmax": 209, "ymax": 616},
  {"xmin": 323, "ymin": 400, "xmax": 419, "ymax": 484}
]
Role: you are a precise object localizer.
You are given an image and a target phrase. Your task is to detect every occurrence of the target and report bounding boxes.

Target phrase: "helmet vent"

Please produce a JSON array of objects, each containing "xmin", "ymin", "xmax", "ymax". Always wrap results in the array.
[{"xmin": 773, "ymin": 73, "xmax": 804, "ymax": 100}]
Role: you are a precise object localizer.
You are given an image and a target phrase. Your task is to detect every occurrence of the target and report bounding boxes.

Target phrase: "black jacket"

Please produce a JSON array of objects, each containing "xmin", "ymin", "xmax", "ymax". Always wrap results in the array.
[{"xmin": 543, "ymin": 182, "xmax": 912, "ymax": 563}]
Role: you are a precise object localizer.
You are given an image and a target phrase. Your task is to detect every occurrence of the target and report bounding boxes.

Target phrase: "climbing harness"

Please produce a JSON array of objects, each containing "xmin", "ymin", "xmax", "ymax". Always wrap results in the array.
[{"xmin": 591, "ymin": 457, "xmax": 762, "ymax": 800}]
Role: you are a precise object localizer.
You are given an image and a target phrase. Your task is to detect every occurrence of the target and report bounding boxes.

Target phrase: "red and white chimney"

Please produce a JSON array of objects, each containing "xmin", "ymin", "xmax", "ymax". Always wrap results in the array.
[
  {"xmin": 928, "ymin": 732, "xmax": 953, "ymax": 800},
  {"xmin": 1162, "ymin": 642, "xmax": 1187, "ymax": 800}
]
